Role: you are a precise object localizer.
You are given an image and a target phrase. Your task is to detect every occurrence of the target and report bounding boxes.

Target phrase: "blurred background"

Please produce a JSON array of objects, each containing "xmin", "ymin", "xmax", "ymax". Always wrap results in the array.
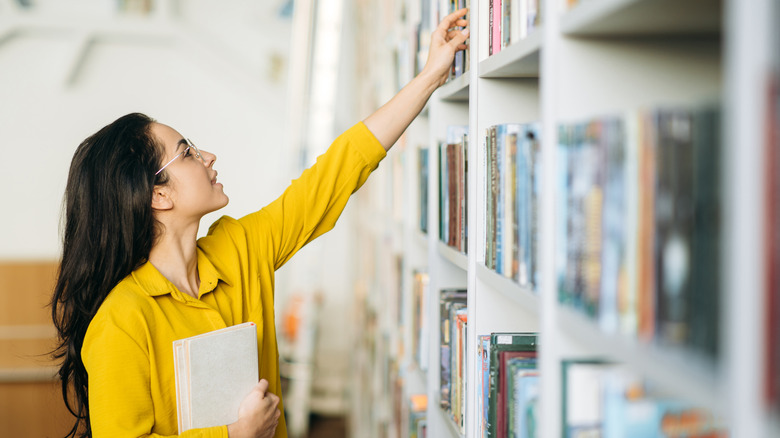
[{"xmin": 0, "ymin": 0, "xmax": 386, "ymax": 436}]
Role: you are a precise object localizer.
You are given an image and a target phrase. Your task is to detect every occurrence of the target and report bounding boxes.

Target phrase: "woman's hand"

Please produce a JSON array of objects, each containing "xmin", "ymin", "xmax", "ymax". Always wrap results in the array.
[
  {"xmin": 227, "ymin": 379, "xmax": 281, "ymax": 438},
  {"xmin": 422, "ymin": 8, "xmax": 469, "ymax": 87},
  {"xmin": 362, "ymin": 8, "xmax": 469, "ymax": 151}
]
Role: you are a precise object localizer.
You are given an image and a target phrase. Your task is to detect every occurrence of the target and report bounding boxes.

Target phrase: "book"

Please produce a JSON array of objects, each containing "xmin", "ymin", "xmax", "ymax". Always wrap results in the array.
[
  {"xmin": 487, "ymin": 333, "xmax": 537, "ymax": 438},
  {"xmin": 477, "ymin": 334, "xmax": 491, "ymax": 438},
  {"xmin": 173, "ymin": 322, "xmax": 259, "ymax": 433},
  {"xmin": 440, "ymin": 289, "xmax": 467, "ymax": 410},
  {"xmin": 419, "ymin": 147, "xmax": 429, "ymax": 234}
]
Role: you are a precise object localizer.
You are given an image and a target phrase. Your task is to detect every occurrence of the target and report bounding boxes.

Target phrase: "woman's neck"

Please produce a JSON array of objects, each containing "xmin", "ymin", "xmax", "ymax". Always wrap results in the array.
[{"xmin": 148, "ymin": 221, "xmax": 201, "ymax": 298}]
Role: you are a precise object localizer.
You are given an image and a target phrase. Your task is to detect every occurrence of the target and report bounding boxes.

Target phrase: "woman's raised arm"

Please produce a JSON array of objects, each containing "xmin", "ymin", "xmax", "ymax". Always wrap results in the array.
[{"xmin": 363, "ymin": 8, "xmax": 469, "ymax": 151}]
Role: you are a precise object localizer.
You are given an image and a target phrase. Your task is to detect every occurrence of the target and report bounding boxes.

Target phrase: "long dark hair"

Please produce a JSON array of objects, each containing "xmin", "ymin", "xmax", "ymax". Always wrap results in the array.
[{"xmin": 51, "ymin": 113, "xmax": 168, "ymax": 437}]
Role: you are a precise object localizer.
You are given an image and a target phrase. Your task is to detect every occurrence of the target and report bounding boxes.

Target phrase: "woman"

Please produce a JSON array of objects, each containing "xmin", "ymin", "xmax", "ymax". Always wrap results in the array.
[{"xmin": 51, "ymin": 9, "xmax": 468, "ymax": 438}]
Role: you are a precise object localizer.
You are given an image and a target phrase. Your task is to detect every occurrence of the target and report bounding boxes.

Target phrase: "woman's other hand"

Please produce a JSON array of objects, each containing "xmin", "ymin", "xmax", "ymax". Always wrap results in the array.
[
  {"xmin": 422, "ymin": 8, "xmax": 469, "ymax": 87},
  {"xmin": 227, "ymin": 379, "xmax": 281, "ymax": 438}
]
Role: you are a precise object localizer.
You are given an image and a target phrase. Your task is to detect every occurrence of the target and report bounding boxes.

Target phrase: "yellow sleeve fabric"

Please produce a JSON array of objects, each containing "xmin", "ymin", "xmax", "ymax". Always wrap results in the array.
[{"xmin": 238, "ymin": 121, "xmax": 386, "ymax": 270}]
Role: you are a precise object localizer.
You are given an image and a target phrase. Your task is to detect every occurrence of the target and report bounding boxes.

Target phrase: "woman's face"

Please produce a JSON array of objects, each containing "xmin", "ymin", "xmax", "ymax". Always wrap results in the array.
[{"xmin": 151, "ymin": 122, "xmax": 229, "ymax": 219}]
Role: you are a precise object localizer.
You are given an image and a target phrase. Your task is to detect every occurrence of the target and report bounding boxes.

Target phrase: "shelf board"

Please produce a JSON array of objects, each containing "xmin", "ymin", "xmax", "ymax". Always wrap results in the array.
[
  {"xmin": 475, "ymin": 264, "xmax": 538, "ymax": 313},
  {"xmin": 438, "ymin": 73, "xmax": 469, "ymax": 101},
  {"xmin": 557, "ymin": 305, "xmax": 722, "ymax": 414},
  {"xmin": 413, "ymin": 229, "xmax": 428, "ymax": 250},
  {"xmin": 436, "ymin": 241, "xmax": 467, "ymax": 271},
  {"xmin": 437, "ymin": 406, "xmax": 465, "ymax": 438},
  {"xmin": 479, "ymin": 29, "xmax": 543, "ymax": 78},
  {"xmin": 561, "ymin": 0, "xmax": 722, "ymax": 37}
]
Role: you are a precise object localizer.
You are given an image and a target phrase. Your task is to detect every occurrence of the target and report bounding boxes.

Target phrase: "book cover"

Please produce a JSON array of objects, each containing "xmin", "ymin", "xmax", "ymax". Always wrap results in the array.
[
  {"xmin": 511, "ymin": 369, "xmax": 539, "ymax": 438},
  {"xmin": 654, "ymin": 108, "xmax": 694, "ymax": 347},
  {"xmin": 440, "ymin": 142, "xmax": 449, "ymax": 244},
  {"xmin": 621, "ymin": 111, "xmax": 640, "ymax": 337},
  {"xmin": 487, "ymin": 333, "xmax": 537, "ymax": 438},
  {"xmin": 498, "ymin": 353, "xmax": 536, "ymax": 437},
  {"xmin": 528, "ymin": 124, "xmax": 541, "ymax": 289},
  {"xmin": 599, "ymin": 117, "xmax": 627, "ymax": 334},
  {"xmin": 439, "ymin": 289, "xmax": 467, "ymax": 410},
  {"xmin": 689, "ymin": 105, "xmax": 721, "ymax": 359},
  {"xmin": 504, "ymin": 124, "xmax": 521, "ymax": 279},
  {"xmin": 496, "ymin": 123, "xmax": 506, "ymax": 275},
  {"xmin": 637, "ymin": 110, "xmax": 657, "ymax": 341},
  {"xmin": 557, "ymin": 125, "xmax": 572, "ymax": 304},
  {"xmin": 478, "ymin": 334, "xmax": 491, "ymax": 438},
  {"xmin": 419, "ymin": 147, "xmax": 429, "ymax": 234},
  {"xmin": 173, "ymin": 322, "xmax": 259, "ymax": 433}
]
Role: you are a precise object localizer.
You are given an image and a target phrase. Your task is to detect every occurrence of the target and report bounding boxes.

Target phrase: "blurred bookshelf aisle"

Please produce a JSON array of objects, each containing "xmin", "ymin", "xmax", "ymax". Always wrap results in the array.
[{"xmin": 345, "ymin": 0, "xmax": 780, "ymax": 438}]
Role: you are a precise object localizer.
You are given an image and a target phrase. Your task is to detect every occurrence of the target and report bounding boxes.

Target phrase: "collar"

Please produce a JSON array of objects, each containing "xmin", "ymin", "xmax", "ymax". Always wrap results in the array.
[{"xmin": 132, "ymin": 248, "xmax": 230, "ymax": 298}]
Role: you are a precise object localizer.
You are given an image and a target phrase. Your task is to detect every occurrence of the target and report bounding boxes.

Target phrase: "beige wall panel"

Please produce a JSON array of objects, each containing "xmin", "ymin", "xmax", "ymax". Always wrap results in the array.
[
  {"xmin": 0, "ymin": 261, "xmax": 59, "ymax": 326},
  {"xmin": 0, "ymin": 381, "xmax": 75, "ymax": 437},
  {"xmin": 0, "ymin": 338, "xmax": 58, "ymax": 369}
]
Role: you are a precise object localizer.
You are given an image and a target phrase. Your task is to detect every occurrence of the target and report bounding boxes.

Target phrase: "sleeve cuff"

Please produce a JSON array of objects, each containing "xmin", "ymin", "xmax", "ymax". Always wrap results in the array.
[{"xmin": 351, "ymin": 121, "xmax": 387, "ymax": 168}]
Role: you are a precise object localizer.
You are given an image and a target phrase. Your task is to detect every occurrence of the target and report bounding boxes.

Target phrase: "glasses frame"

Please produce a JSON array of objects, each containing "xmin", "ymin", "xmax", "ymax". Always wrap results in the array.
[{"xmin": 155, "ymin": 138, "xmax": 203, "ymax": 176}]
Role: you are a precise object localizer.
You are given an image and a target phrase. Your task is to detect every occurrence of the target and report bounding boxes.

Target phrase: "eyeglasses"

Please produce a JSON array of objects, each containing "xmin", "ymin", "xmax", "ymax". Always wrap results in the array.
[{"xmin": 155, "ymin": 139, "xmax": 203, "ymax": 176}]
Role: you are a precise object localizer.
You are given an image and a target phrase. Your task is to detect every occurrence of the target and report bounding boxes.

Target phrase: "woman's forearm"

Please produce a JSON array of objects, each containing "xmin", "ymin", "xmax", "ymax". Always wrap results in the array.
[
  {"xmin": 363, "ymin": 8, "xmax": 469, "ymax": 151},
  {"xmin": 362, "ymin": 69, "xmax": 441, "ymax": 151}
]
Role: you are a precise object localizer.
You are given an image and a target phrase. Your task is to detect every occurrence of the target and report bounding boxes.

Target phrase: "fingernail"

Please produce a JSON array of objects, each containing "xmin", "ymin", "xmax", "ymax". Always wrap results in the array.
[{"xmin": 462, "ymin": 28, "xmax": 469, "ymax": 36}]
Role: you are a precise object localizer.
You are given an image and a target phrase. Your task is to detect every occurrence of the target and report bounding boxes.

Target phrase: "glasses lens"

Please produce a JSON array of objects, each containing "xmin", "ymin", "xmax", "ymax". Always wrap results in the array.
[{"xmin": 187, "ymin": 140, "xmax": 202, "ymax": 161}]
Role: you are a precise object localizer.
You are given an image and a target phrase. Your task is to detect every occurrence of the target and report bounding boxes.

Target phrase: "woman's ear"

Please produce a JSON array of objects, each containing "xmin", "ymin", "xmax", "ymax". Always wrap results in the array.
[{"xmin": 151, "ymin": 185, "xmax": 174, "ymax": 211}]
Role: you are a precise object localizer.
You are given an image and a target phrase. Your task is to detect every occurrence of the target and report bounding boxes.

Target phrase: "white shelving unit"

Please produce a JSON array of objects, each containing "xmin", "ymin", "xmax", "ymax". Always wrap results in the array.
[{"xmin": 351, "ymin": 0, "xmax": 779, "ymax": 437}]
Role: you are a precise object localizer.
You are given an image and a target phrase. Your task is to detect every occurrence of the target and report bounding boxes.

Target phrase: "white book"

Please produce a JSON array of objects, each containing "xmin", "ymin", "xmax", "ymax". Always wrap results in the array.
[{"xmin": 173, "ymin": 322, "xmax": 259, "ymax": 433}]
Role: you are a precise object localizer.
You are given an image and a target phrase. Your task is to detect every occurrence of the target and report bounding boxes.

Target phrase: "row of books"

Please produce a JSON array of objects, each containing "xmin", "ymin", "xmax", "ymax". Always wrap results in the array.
[
  {"xmin": 478, "ymin": 333, "xmax": 539, "ymax": 438},
  {"xmin": 556, "ymin": 105, "xmax": 721, "ymax": 359},
  {"xmin": 488, "ymin": 0, "xmax": 543, "ymax": 56},
  {"xmin": 484, "ymin": 123, "xmax": 541, "ymax": 289},
  {"xmin": 440, "ymin": 126, "xmax": 469, "ymax": 253},
  {"xmin": 564, "ymin": 361, "xmax": 727, "ymax": 437},
  {"xmin": 439, "ymin": 289, "xmax": 468, "ymax": 434}
]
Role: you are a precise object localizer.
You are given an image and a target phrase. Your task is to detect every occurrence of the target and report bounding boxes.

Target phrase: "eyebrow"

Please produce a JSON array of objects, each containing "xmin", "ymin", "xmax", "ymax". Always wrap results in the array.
[{"xmin": 175, "ymin": 138, "xmax": 188, "ymax": 152}]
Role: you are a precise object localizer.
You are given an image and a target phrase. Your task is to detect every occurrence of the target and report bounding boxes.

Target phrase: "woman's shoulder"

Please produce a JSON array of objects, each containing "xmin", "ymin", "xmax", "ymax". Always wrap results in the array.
[{"xmin": 88, "ymin": 272, "xmax": 156, "ymax": 333}]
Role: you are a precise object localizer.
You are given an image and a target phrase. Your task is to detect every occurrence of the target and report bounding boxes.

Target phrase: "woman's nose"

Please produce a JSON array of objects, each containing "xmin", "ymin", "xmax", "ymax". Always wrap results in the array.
[{"xmin": 200, "ymin": 150, "xmax": 217, "ymax": 166}]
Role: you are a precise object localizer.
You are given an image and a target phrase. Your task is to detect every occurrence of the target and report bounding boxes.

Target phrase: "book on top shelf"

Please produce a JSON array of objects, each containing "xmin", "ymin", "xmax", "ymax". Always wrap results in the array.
[
  {"xmin": 173, "ymin": 322, "xmax": 259, "ymax": 433},
  {"xmin": 489, "ymin": 0, "xmax": 543, "ymax": 56}
]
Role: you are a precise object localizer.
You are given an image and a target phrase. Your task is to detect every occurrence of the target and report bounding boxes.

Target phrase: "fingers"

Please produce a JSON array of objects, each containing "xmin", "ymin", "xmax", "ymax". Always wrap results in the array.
[
  {"xmin": 448, "ymin": 28, "xmax": 470, "ymax": 49},
  {"xmin": 438, "ymin": 7, "xmax": 468, "ymax": 32},
  {"xmin": 256, "ymin": 379, "xmax": 270, "ymax": 395},
  {"xmin": 266, "ymin": 392, "xmax": 280, "ymax": 410}
]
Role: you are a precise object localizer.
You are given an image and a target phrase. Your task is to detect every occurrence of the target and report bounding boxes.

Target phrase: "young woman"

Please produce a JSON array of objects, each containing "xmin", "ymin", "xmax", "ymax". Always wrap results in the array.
[{"xmin": 51, "ymin": 9, "xmax": 468, "ymax": 438}]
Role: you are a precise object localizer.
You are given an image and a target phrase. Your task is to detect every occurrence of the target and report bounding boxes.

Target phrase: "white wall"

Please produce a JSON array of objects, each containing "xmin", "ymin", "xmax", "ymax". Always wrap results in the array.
[
  {"xmin": 0, "ymin": 2, "xmax": 293, "ymax": 259},
  {"xmin": 0, "ymin": 1, "xmax": 364, "ymax": 414}
]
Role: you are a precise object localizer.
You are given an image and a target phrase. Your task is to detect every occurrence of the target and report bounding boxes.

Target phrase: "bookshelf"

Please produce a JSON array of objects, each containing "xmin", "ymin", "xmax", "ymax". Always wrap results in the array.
[{"xmin": 351, "ymin": 0, "xmax": 779, "ymax": 437}]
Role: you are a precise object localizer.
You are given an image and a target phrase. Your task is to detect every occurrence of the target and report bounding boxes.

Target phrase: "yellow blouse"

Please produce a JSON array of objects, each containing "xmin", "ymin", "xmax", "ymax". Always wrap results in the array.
[{"xmin": 82, "ymin": 122, "xmax": 386, "ymax": 437}]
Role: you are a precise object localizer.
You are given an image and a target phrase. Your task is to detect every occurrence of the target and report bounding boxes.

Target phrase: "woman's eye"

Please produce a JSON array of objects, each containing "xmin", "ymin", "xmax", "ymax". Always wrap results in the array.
[{"xmin": 183, "ymin": 148, "xmax": 192, "ymax": 158}]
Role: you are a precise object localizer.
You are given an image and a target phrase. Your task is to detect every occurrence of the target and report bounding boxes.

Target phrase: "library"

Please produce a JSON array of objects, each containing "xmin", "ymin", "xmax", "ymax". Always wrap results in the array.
[{"xmin": 0, "ymin": 0, "xmax": 776, "ymax": 437}]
